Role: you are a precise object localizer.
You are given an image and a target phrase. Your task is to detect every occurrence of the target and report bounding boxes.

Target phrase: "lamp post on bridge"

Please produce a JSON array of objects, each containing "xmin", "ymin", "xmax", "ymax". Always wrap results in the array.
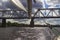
[
  {"xmin": 27, "ymin": 0, "xmax": 40, "ymax": 27},
  {"xmin": 27, "ymin": 0, "xmax": 34, "ymax": 27},
  {"xmin": 27, "ymin": 0, "xmax": 32, "ymax": 18},
  {"xmin": 27, "ymin": 0, "xmax": 37, "ymax": 27}
]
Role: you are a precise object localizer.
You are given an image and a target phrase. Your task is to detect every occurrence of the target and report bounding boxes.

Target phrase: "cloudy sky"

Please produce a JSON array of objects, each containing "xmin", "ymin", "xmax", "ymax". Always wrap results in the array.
[
  {"xmin": 0, "ymin": 0, "xmax": 60, "ymax": 9},
  {"xmin": 0, "ymin": 0, "xmax": 42, "ymax": 10},
  {"xmin": 0, "ymin": 0, "xmax": 60, "ymax": 13},
  {"xmin": 45, "ymin": 0, "xmax": 60, "ymax": 8}
]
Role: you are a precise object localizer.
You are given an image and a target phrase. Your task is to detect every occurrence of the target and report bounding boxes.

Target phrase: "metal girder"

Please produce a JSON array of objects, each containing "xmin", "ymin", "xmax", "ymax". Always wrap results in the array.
[
  {"xmin": 0, "ymin": 17, "xmax": 60, "ymax": 19},
  {"xmin": 37, "ymin": 8, "xmax": 60, "ymax": 10}
]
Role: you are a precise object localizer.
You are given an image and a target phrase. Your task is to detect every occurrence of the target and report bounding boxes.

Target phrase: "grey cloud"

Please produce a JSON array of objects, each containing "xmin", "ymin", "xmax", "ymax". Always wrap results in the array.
[
  {"xmin": 48, "ymin": 0, "xmax": 60, "ymax": 4},
  {"xmin": 0, "ymin": 0, "xmax": 43, "ymax": 10},
  {"xmin": 19, "ymin": 0, "xmax": 43, "ymax": 8}
]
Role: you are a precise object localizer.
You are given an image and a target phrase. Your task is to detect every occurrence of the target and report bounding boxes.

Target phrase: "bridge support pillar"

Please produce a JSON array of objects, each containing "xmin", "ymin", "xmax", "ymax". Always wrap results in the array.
[
  {"xmin": 2, "ymin": 19, "xmax": 6, "ymax": 27},
  {"xmin": 30, "ymin": 17, "xmax": 34, "ymax": 27}
]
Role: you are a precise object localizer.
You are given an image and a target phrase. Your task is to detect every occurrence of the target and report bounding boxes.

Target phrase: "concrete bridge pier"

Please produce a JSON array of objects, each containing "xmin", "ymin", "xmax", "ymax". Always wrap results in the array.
[{"xmin": 2, "ymin": 18, "xmax": 6, "ymax": 27}]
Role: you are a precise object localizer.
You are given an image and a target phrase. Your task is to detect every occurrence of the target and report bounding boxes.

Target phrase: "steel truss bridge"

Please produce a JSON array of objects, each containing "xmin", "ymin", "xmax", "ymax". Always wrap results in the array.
[{"xmin": 1, "ymin": 8, "xmax": 60, "ymax": 28}]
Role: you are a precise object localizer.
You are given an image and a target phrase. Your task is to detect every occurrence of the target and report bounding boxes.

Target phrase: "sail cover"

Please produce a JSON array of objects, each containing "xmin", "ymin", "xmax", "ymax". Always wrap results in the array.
[{"xmin": 11, "ymin": 0, "xmax": 27, "ymax": 12}]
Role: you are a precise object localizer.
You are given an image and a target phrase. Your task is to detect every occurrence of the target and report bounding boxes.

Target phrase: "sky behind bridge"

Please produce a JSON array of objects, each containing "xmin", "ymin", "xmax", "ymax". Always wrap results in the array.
[{"xmin": 0, "ymin": 0, "xmax": 60, "ymax": 9}]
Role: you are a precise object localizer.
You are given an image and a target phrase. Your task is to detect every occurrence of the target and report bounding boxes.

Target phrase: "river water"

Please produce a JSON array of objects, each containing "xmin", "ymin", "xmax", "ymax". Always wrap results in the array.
[{"xmin": 0, "ymin": 27, "xmax": 55, "ymax": 40}]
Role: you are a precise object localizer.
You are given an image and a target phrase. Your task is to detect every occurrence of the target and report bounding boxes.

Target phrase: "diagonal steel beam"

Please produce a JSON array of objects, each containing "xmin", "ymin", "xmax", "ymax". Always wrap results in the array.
[{"xmin": 11, "ymin": 0, "xmax": 27, "ymax": 12}]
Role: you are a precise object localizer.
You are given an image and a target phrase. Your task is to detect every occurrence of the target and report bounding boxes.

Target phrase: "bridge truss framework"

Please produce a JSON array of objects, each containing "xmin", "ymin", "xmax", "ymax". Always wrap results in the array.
[{"xmin": 0, "ymin": 8, "xmax": 60, "ymax": 28}]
